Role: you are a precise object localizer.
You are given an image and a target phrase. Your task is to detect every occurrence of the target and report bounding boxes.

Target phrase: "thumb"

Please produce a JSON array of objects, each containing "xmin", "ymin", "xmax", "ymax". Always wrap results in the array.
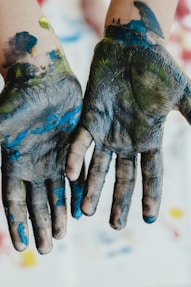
[
  {"xmin": 178, "ymin": 80, "xmax": 191, "ymax": 125},
  {"xmin": 66, "ymin": 126, "xmax": 92, "ymax": 181}
]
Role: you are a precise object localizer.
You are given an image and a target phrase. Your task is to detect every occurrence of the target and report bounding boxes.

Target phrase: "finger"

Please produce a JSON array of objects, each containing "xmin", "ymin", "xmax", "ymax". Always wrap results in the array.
[
  {"xmin": 26, "ymin": 180, "xmax": 52, "ymax": 254},
  {"xmin": 81, "ymin": 147, "xmax": 112, "ymax": 216},
  {"xmin": 2, "ymin": 175, "xmax": 29, "ymax": 252},
  {"xmin": 141, "ymin": 148, "xmax": 163, "ymax": 224},
  {"xmin": 109, "ymin": 153, "xmax": 137, "ymax": 230},
  {"xmin": 47, "ymin": 176, "xmax": 67, "ymax": 240},
  {"xmin": 178, "ymin": 83, "xmax": 191, "ymax": 124},
  {"xmin": 69, "ymin": 162, "xmax": 85, "ymax": 219},
  {"xmin": 66, "ymin": 127, "xmax": 92, "ymax": 181}
]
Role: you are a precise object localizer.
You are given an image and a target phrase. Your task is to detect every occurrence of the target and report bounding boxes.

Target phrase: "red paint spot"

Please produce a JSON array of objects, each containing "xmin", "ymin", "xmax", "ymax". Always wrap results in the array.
[
  {"xmin": 37, "ymin": 0, "xmax": 47, "ymax": 6},
  {"xmin": 175, "ymin": 0, "xmax": 190, "ymax": 20},
  {"xmin": 0, "ymin": 230, "xmax": 12, "ymax": 255},
  {"xmin": 173, "ymin": 229, "xmax": 180, "ymax": 239},
  {"xmin": 182, "ymin": 49, "xmax": 191, "ymax": 61}
]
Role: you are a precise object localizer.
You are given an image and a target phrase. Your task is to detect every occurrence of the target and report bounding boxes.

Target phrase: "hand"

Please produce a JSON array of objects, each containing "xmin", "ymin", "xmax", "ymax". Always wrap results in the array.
[
  {"xmin": 66, "ymin": 23, "xmax": 191, "ymax": 230},
  {"xmin": 0, "ymin": 49, "xmax": 83, "ymax": 254}
]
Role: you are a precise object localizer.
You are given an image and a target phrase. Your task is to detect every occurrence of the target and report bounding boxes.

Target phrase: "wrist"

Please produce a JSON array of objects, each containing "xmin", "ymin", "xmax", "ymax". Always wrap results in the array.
[
  {"xmin": 105, "ymin": 0, "xmax": 178, "ymax": 42},
  {"xmin": 0, "ymin": 0, "xmax": 64, "ymax": 78}
]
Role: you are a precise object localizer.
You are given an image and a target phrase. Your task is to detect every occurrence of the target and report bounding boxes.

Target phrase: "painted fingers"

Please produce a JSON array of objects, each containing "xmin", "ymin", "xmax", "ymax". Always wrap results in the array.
[
  {"xmin": 2, "ymin": 176, "xmax": 29, "ymax": 252},
  {"xmin": 110, "ymin": 154, "xmax": 137, "ymax": 230},
  {"xmin": 141, "ymin": 148, "xmax": 163, "ymax": 224},
  {"xmin": 67, "ymin": 129, "xmax": 163, "ymax": 229},
  {"xmin": 2, "ymin": 174, "xmax": 69, "ymax": 254}
]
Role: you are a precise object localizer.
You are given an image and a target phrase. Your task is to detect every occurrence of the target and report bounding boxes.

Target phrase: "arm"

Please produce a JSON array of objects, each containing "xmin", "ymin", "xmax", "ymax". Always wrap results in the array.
[
  {"xmin": 66, "ymin": 0, "xmax": 191, "ymax": 229},
  {"xmin": 0, "ymin": 0, "xmax": 84, "ymax": 254},
  {"xmin": 0, "ymin": 0, "xmax": 65, "ymax": 78},
  {"xmin": 105, "ymin": 0, "xmax": 178, "ymax": 42}
]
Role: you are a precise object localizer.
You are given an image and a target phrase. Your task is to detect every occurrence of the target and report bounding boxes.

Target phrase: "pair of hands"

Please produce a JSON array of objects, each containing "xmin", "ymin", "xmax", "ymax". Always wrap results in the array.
[{"xmin": 1, "ymin": 29, "xmax": 190, "ymax": 254}]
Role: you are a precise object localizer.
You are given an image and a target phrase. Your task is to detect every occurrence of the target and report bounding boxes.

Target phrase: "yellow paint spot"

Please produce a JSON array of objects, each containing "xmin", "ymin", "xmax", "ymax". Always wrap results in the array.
[
  {"xmin": 31, "ymin": 45, "xmax": 38, "ymax": 56},
  {"xmin": 39, "ymin": 17, "xmax": 50, "ymax": 29},
  {"xmin": 169, "ymin": 208, "xmax": 184, "ymax": 219},
  {"xmin": 21, "ymin": 249, "xmax": 37, "ymax": 267}
]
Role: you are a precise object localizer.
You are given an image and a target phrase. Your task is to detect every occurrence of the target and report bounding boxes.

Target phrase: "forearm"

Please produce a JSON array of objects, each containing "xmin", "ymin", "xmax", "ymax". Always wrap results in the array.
[
  {"xmin": 105, "ymin": 0, "xmax": 179, "ymax": 43},
  {"xmin": 0, "ymin": 0, "xmax": 64, "ymax": 78}
]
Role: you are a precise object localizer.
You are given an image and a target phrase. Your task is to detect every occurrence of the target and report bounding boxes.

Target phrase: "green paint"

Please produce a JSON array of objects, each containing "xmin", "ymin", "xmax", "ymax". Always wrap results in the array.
[
  {"xmin": 39, "ymin": 17, "xmax": 50, "ymax": 30},
  {"xmin": 149, "ymin": 62, "xmax": 155, "ymax": 71},
  {"xmin": 15, "ymin": 67, "xmax": 22, "ymax": 78}
]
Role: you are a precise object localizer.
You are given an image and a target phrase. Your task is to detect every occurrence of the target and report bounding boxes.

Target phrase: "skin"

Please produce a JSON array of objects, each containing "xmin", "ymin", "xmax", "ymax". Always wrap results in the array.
[
  {"xmin": 0, "ymin": 1, "xmax": 84, "ymax": 254},
  {"xmin": 66, "ymin": 1, "xmax": 191, "ymax": 229},
  {"xmin": 0, "ymin": 44, "xmax": 84, "ymax": 254}
]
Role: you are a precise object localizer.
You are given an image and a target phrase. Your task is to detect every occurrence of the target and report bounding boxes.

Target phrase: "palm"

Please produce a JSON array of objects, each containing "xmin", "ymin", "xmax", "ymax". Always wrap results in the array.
[
  {"xmin": 67, "ymin": 33, "xmax": 191, "ymax": 230},
  {"xmin": 0, "ymin": 52, "xmax": 83, "ymax": 254}
]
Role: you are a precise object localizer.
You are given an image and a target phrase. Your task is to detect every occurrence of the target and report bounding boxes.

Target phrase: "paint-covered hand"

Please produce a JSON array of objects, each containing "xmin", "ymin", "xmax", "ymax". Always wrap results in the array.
[
  {"xmin": 0, "ymin": 50, "xmax": 83, "ymax": 254},
  {"xmin": 66, "ymin": 22, "xmax": 191, "ymax": 230}
]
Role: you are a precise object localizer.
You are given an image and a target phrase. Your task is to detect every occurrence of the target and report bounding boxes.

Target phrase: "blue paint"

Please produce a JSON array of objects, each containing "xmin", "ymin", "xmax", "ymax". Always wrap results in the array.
[
  {"xmin": 107, "ymin": 246, "xmax": 132, "ymax": 257},
  {"xmin": 105, "ymin": 21, "xmax": 152, "ymax": 47},
  {"xmin": 5, "ymin": 128, "xmax": 29, "ymax": 148},
  {"xmin": 59, "ymin": 33, "xmax": 81, "ymax": 43},
  {"xmin": 54, "ymin": 187, "xmax": 66, "ymax": 206},
  {"xmin": 134, "ymin": 1, "xmax": 164, "ymax": 38},
  {"xmin": 10, "ymin": 149, "xmax": 21, "ymax": 161},
  {"xmin": 4, "ymin": 128, "xmax": 30, "ymax": 161},
  {"xmin": 4, "ymin": 104, "xmax": 81, "ymax": 162},
  {"xmin": 31, "ymin": 104, "xmax": 82, "ymax": 135},
  {"xmin": 9, "ymin": 214, "xmax": 15, "ymax": 223},
  {"xmin": 71, "ymin": 184, "xmax": 83, "ymax": 219},
  {"xmin": 49, "ymin": 50, "xmax": 57, "ymax": 60},
  {"xmin": 143, "ymin": 216, "xmax": 156, "ymax": 224},
  {"xmin": 127, "ymin": 20, "xmax": 147, "ymax": 34},
  {"xmin": 17, "ymin": 222, "xmax": 28, "ymax": 245},
  {"xmin": 11, "ymin": 32, "xmax": 37, "ymax": 54}
]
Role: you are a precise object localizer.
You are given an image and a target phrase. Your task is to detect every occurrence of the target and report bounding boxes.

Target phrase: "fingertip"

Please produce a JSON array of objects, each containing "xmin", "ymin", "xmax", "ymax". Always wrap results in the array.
[
  {"xmin": 14, "ymin": 242, "xmax": 29, "ymax": 252},
  {"xmin": 38, "ymin": 244, "xmax": 53, "ymax": 255},
  {"xmin": 109, "ymin": 217, "xmax": 127, "ymax": 231},
  {"xmin": 52, "ymin": 215, "xmax": 67, "ymax": 240},
  {"xmin": 35, "ymin": 228, "xmax": 53, "ymax": 255},
  {"xmin": 66, "ymin": 167, "xmax": 80, "ymax": 182},
  {"xmin": 72, "ymin": 208, "xmax": 83, "ymax": 219},
  {"xmin": 81, "ymin": 198, "xmax": 96, "ymax": 216},
  {"xmin": 142, "ymin": 198, "xmax": 160, "ymax": 224},
  {"xmin": 109, "ymin": 223, "xmax": 126, "ymax": 231},
  {"xmin": 10, "ymin": 222, "xmax": 29, "ymax": 252},
  {"xmin": 143, "ymin": 215, "xmax": 157, "ymax": 224},
  {"xmin": 66, "ymin": 157, "xmax": 82, "ymax": 181},
  {"xmin": 53, "ymin": 227, "xmax": 67, "ymax": 240}
]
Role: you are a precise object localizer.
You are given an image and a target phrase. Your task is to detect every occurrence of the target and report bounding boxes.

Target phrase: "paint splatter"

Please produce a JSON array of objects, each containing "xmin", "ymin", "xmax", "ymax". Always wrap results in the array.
[
  {"xmin": 54, "ymin": 187, "xmax": 65, "ymax": 206},
  {"xmin": 37, "ymin": 0, "xmax": 47, "ymax": 6},
  {"xmin": 17, "ymin": 223, "xmax": 28, "ymax": 246},
  {"xmin": 5, "ymin": 128, "xmax": 30, "ymax": 161},
  {"xmin": 3, "ymin": 32, "xmax": 38, "ymax": 68},
  {"xmin": 20, "ymin": 249, "xmax": 37, "ymax": 267},
  {"xmin": 9, "ymin": 214, "xmax": 15, "ymax": 223},
  {"xmin": 31, "ymin": 104, "xmax": 82, "ymax": 135},
  {"xmin": 107, "ymin": 246, "xmax": 132, "ymax": 257},
  {"xmin": 168, "ymin": 208, "xmax": 184, "ymax": 219},
  {"xmin": 71, "ymin": 184, "xmax": 84, "ymax": 219},
  {"xmin": 39, "ymin": 17, "xmax": 50, "ymax": 30},
  {"xmin": 0, "ymin": 230, "xmax": 11, "ymax": 255}
]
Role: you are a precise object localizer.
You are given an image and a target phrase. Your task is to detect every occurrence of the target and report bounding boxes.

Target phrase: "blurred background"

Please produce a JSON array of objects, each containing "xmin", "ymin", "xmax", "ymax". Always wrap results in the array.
[{"xmin": 1, "ymin": 0, "xmax": 191, "ymax": 286}]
